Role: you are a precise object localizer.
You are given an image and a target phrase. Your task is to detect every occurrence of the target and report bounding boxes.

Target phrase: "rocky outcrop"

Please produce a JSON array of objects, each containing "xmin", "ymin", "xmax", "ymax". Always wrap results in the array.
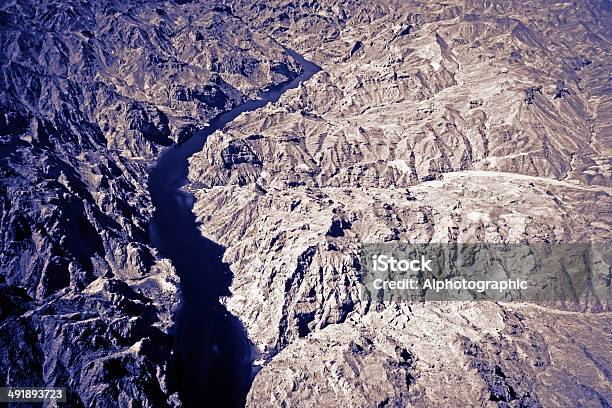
[
  {"xmin": 1, "ymin": 0, "xmax": 610, "ymax": 406},
  {"xmin": 0, "ymin": 269, "xmax": 179, "ymax": 406},
  {"xmin": 188, "ymin": 1, "xmax": 612, "ymax": 406},
  {"xmin": 247, "ymin": 302, "xmax": 611, "ymax": 407},
  {"xmin": 0, "ymin": 0, "xmax": 299, "ymax": 406}
]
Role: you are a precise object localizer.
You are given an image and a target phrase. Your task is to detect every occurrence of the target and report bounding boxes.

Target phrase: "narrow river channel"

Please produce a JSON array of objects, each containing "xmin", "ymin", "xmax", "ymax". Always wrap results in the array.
[{"xmin": 148, "ymin": 50, "xmax": 320, "ymax": 407}]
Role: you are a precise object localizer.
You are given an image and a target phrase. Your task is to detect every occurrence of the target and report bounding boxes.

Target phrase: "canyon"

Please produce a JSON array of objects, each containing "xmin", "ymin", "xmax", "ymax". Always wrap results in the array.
[{"xmin": 0, "ymin": 0, "xmax": 610, "ymax": 407}]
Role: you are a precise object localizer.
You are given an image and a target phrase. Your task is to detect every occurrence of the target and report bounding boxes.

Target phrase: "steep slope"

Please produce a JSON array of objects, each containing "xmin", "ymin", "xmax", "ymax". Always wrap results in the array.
[
  {"xmin": 0, "ymin": 0, "xmax": 299, "ymax": 406},
  {"xmin": 187, "ymin": 1, "xmax": 612, "ymax": 406}
]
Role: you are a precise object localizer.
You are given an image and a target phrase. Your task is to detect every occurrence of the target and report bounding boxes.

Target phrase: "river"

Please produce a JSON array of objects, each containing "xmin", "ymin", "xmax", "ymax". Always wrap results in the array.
[{"xmin": 148, "ymin": 50, "xmax": 320, "ymax": 407}]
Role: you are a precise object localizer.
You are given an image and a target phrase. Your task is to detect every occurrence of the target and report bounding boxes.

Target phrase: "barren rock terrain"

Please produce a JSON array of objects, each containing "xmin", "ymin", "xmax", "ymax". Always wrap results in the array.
[
  {"xmin": 188, "ymin": 1, "xmax": 611, "ymax": 406},
  {"xmin": 1, "ymin": 1, "xmax": 297, "ymax": 406},
  {"xmin": 1, "ymin": 0, "xmax": 610, "ymax": 406}
]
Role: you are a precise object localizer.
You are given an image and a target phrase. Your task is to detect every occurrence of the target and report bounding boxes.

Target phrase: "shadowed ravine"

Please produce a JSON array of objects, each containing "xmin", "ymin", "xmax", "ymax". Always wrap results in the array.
[{"xmin": 148, "ymin": 50, "xmax": 320, "ymax": 407}]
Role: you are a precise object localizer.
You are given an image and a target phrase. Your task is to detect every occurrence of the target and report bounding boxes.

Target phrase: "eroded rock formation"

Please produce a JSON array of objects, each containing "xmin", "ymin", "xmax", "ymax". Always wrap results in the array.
[
  {"xmin": 0, "ymin": 1, "xmax": 298, "ymax": 405},
  {"xmin": 1, "ymin": 0, "xmax": 610, "ymax": 406},
  {"xmin": 188, "ymin": 1, "xmax": 611, "ymax": 406}
]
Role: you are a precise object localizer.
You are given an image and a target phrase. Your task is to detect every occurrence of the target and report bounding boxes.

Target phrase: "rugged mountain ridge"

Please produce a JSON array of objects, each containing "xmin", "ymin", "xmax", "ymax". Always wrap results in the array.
[
  {"xmin": 187, "ymin": 1, "xmax": 612, "ymax": 406},
  {"xmin": 0, "ymin": 0, "xmax": 610, "ymax": 406},
  {"xmin": 0, "ymin": 1, "xmax": 298, "ymax": 406}
]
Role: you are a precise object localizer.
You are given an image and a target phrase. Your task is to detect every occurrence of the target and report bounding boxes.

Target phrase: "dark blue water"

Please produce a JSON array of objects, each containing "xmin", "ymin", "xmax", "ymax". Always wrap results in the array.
[{"xmin": 148, "ymin": 50, "xmax": 320, "ymax": 407}]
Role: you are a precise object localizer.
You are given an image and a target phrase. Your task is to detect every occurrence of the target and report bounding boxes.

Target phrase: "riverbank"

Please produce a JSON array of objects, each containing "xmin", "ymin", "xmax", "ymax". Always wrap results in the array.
[{"xmin": 148, "ymin": 50, "xmax": 320, "ymax": 407}]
